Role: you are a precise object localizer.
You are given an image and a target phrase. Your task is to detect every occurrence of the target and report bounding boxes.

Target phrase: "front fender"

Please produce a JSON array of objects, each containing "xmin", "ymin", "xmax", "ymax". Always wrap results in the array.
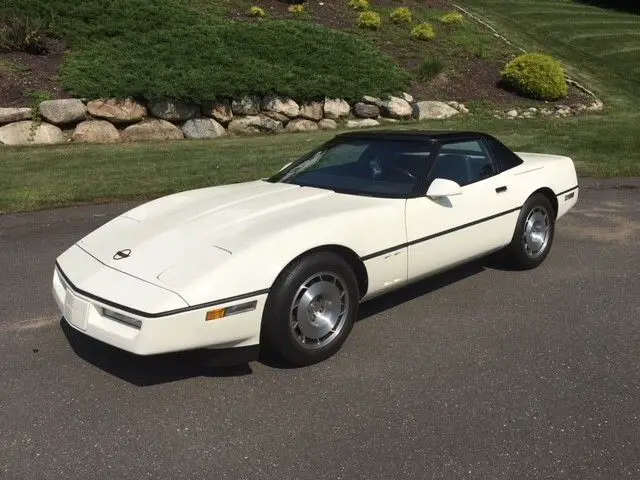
[{"xmin": 160, "ymin": 204, "xmax": 406, "ymax": 306}]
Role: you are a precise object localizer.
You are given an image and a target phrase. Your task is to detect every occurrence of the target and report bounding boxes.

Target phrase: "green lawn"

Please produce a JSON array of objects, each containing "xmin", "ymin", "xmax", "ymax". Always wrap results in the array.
[
  {"xmin": 458, "ymin": 0, "xmax": 640, "ymax": 107},
  {"xmin": 1, "ymin": 115, "xmax": 638, "ymax": 213}
]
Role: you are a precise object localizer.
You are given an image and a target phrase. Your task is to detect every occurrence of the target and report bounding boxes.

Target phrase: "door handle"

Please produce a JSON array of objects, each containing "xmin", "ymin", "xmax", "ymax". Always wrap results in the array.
[{"xmin": 495, "ymin": 186, "xmax": 508, "ymax": 193}]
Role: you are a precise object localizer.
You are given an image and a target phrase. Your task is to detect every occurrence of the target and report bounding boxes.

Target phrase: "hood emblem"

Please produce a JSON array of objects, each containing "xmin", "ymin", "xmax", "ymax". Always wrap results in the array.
[{"xmin": 113, "ymin": 249, "xmax": 132, "ymax": 260}]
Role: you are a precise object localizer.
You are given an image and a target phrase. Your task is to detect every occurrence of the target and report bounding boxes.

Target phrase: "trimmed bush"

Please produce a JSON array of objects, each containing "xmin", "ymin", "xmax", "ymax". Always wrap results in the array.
[
  {"xmin": 411, "ymin": 23, "xmax": 435, "ymax": 41},
  {"xmin": 440, "ymin": 11, "xmax": 464, "ymax": 25},
  {"xmin": 348, "ymin": 0, "xmax": 370, "ymax": 11},
  {"xmin": 248, "ymin": 6, "xmax": 266, "ymax": 17},
  {"xmin": 418, "ymin": 58, "xmax": 443, "ymax": 81},
  {"xmin": 390, "ymin": 7, "xmax": 412, "ymax": 24},
  {"xmin": 501, "ymin": 53, "xmax": 568, "ymax": 101},
  {"xmin": 358, "ymin": 11, "xmax": 382, "ymax": 30}
]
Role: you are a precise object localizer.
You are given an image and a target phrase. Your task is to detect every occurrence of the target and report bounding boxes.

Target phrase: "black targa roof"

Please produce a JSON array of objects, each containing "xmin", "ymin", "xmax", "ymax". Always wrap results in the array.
[{"xmin": 334, "ymin": 130, "xmax": 496, "ymax": 143}]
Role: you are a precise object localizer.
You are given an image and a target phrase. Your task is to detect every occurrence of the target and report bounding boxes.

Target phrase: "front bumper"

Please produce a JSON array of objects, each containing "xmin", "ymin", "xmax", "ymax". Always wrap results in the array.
[{"xmin": 53, "ymin": 261, "xmax": 266, "ymax": 356}]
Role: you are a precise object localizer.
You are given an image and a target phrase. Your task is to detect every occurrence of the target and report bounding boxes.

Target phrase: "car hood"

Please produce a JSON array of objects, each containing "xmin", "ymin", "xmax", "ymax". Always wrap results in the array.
[{"xmin": 78, "ymin": 180, "xmax": 354, "ymax": 284}]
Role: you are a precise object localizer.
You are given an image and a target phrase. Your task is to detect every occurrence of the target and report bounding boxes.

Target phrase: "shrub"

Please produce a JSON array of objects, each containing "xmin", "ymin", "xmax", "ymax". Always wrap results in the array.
[
  {"xmin": 440, "ymin": 11, "xmax": 464, "ymax": 25},
  {"xmin": 62, "ymin": 20, "xmax": 408, "ymax": 102},
  {"xmin": 501, "ymin": 53, "xmax": 568, "ymax": 101},
  {"xmin": 287, "ymin": 4, "xmax": 305, "ymax": 14},
  {"xmin": 349, "ymin": 0, "xmax": 370, "ymax": 11},
  {"xmin": 248, "ymin": 6, "xmax": 266, "ymax": 18},
  {"xmin": 358, "ymin": 11, "xmax": 381, "ymax": 30},
  {"xmin": 418, "ymin": 58, "xmax": 443, "ymax": 81},
  {"xmin": 390, "ymin": 7, "xmax": 412, "ymax": 24},
  {"xmin": 411, "ymin": 23, "xmax": 435, "ymax": 41}
]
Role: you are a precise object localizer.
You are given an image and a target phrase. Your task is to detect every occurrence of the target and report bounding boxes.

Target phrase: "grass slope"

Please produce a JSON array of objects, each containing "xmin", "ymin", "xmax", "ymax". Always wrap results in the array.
[
  {"xmin": 1, "ymin": 116, "xmax": 638, "ymax": 213},
  {"xmin": 459, "ymin": 0, "xmax": 640, "ymax": 107}
]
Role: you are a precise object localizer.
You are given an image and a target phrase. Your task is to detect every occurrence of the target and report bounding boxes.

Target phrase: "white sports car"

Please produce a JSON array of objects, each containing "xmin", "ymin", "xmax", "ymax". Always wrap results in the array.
[{"xmin": 53, "ymin": 131, "xmax": 578, "ymax": 365}]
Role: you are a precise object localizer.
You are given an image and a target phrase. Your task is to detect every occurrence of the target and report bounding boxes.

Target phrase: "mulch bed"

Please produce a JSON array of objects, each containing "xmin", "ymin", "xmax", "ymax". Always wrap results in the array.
[{"xmin": 0, "ymin": 39, "xmax": 70, "ymax": 107}]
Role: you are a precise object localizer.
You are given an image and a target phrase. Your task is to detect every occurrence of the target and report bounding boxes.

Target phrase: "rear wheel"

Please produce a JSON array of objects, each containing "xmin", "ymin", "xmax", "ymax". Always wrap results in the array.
[
  {"xmin": 261, "ymin": 252, "xmax": 359, "ymax": 366},
  {"xmin": 506, "ymin": 193, "xmax": 555, "ymax": 269}
]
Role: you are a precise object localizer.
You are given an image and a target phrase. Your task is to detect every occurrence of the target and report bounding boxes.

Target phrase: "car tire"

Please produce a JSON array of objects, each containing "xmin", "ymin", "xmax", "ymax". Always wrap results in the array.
[
  {"xmin": 260, "ymin": 252, "xmax": 359, "ymax": 366},
  {"xmin": 506, "ymin": 193, "xmax": 556, "ymax": 270}
]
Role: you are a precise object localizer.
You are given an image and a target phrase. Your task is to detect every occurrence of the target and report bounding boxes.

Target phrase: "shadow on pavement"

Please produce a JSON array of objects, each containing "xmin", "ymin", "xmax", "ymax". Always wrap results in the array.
[
  {"xmin": 61, "ymin": 320, "xmax": 253, "ymax": 386},
  {"xmin": 61, "ymin": 253, "xmax": 512, "ymax": 384}
]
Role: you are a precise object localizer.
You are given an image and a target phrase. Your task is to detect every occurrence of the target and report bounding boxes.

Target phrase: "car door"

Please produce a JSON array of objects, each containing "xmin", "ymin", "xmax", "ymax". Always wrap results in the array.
[{"xmin": 405, "ymin": 138, "xmax": 520, "ymax": 281}]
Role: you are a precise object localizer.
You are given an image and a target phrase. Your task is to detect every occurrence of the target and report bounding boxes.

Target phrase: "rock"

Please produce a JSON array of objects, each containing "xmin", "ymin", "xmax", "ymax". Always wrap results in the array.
[
  {"xmin": 231, "ymin": 96, "xmax": 260, "ymax": 116},
  {"xmin": 413, "ymin": 101, "xmax": 460, "ymax": 120},
  {"xmin": 354, "ymin": 102, "xmax": 380, "ymax": 119},
  {"xmin": 381, "ymin": 96, "xmax": 413, "ymax": 119},
  {"xmin": 0, "ymin": 107, "xmax": 32, "ymax": 123},
  {"xmin": 87, "ymin": 98, "xmax": 147, "ymax": 123},
  {"xmin": 148, "ymin": 100, "xmax": 199, "ymax": 122},
  {"xmin": 323, "ymin": 98, "xmax": 351, "ymax": 120},
  {"xmin": 527, "ymin": 107, "xmax": 538, "ymax": 113},
  {"xmin": 39, "ymin": 99, "xmax": 86, "ymax": 125},
  {"xmin": 0, "ymin": 121, "xmax": 64, "ymax": 145},
  {"xmin": 227, "ymin": 115, "xmax": 283, "ymax": 135},
  {"xmin": 540, "ymin": 108, "xmax": 553, "ymax": 115},
  {"xmin": 318, "ymin": 118, "xmax": 338, "ymax": 130},
  {"xmin": 362, "ymin": 95, "xmax": 384, "ymax": 107},
  {"xmin": 493, "ymin": 114, "xmax": 502, "ymax": 119},
  {"xmin": 299, "ymin": 102, "xmax": 324, "ymax": 121},
  {"xmin": 181, "ymin": 118, "xmax": 226, "ymax": 139},
  {"xmin": 447, "ymin": 101, "xmax": 470, "ymax": 114},
  {"xmin": 522, "ymin": 111, "xmax": 535, "ymax": 119},
  {"xmin": 203, "ymin": 99, "xmax": 233, "ymax": 124},
  {"xmin": 346, "ymin": 118, "xmax": 380, "ymax": 128},
  {"xmin": 263, "ymin": 111, "xmax": 290, "ymax": 123},
  {"xmin": 262, "ymin": 96, "xmax": 300, "ymax": 118},
  {"xmin": 506, "ymin": 109, "xmax": 519, "ymax": 119},
  {"xmin": 401, "ymin": 92, "xmax": 414, "ymax": 103},
  {"xmin": 587, "ymin": 100, "xmax": 604, "ymax": 111},
  {"xmin": 285, "ymin": 119, "xmax": 319, "ymax": 133},
  {"xmin": 72, "ymin": 120, "xmax": 120, "ymax": 143},
  {"xmin": 379, "ymin": 117, "xmax": 399, "ymax": 123},
  {"xmin": 121, "ymin": 119, "xmax": 184, "ymax": 141}
]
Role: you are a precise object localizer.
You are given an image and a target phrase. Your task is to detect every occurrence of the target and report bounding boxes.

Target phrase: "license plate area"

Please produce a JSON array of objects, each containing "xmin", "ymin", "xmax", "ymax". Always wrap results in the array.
[{"xmin": 64, "ymin": 291, "xmax": 89, "ymax": 330}]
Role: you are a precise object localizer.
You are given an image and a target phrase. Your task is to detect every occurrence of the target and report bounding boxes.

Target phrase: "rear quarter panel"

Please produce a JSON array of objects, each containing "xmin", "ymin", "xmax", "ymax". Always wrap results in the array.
[{"xmin": 510, "ymin": 152, "xmax": 579, "ymax": 219}]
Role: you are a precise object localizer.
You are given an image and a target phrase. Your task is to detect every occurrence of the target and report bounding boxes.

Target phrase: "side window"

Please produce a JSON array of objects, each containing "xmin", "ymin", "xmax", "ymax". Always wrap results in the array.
[
  {"xmin": 430, "ymin": 139, "xmax": 497, "ymax": 187},
  {"xmin": 484, "ymin": 137, "xmax": 524, "ymax": 172}
]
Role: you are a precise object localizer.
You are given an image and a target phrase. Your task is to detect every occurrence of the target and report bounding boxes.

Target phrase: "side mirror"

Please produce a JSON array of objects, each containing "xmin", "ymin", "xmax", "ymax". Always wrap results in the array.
[
  {"xmin": 278, "ymin": 161, "xmax": 292, "ymax": 172},
  {"xmin": 426, "ymin": 178, "xmax": 463, "ymax": 199}
]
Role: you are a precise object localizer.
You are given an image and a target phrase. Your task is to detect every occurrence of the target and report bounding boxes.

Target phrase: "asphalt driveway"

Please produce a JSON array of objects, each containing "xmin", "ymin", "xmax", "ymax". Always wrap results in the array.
[{"xmin": 1, "ymin": 185, "xmax": 639, "ymax": 479}]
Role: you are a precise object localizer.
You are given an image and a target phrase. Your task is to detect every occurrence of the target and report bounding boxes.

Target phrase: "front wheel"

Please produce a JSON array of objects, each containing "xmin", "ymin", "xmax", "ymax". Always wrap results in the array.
[
  {"xmin": 506, "ymin": 193, "xmax": 555, "ymax": 270},
  {"xmin": 260, "ymin": 252, "xmax": 359, "ymax": 366}
]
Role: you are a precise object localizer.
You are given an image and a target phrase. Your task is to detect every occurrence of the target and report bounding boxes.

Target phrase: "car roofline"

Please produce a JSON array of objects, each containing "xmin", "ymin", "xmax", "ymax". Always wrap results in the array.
[{"xmin": 334, "ymin": 130, "xmax": 495, "ymax": 143}]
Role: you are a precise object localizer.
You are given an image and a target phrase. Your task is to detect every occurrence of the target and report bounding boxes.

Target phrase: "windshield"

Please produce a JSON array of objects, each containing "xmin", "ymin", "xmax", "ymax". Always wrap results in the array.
[{"xmin": 268, "ymin": 138, "xmax": 435, "ymax": 198}]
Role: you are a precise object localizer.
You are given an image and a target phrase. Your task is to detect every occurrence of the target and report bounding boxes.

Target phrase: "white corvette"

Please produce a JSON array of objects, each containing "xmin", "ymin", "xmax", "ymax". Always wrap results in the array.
[{"xmin": 53, "ymin": 131, "xmax": 578, "ymax": 365}]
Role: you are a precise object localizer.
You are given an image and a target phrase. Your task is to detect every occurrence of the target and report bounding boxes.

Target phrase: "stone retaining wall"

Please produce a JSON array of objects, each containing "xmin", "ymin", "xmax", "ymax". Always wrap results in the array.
[
  {"xmin": 0, "ymin": 93, "xmax": 603, "ymax": 146},
  {"xmin": 0, "ymin": 94, "xmax": 469, "ymax": 145}
]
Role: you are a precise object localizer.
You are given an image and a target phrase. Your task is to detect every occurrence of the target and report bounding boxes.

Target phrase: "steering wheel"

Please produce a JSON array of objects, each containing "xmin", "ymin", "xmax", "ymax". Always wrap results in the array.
[{"xmin": 392, "ymin": 166, "xmax": 416, "ymax": 181}]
